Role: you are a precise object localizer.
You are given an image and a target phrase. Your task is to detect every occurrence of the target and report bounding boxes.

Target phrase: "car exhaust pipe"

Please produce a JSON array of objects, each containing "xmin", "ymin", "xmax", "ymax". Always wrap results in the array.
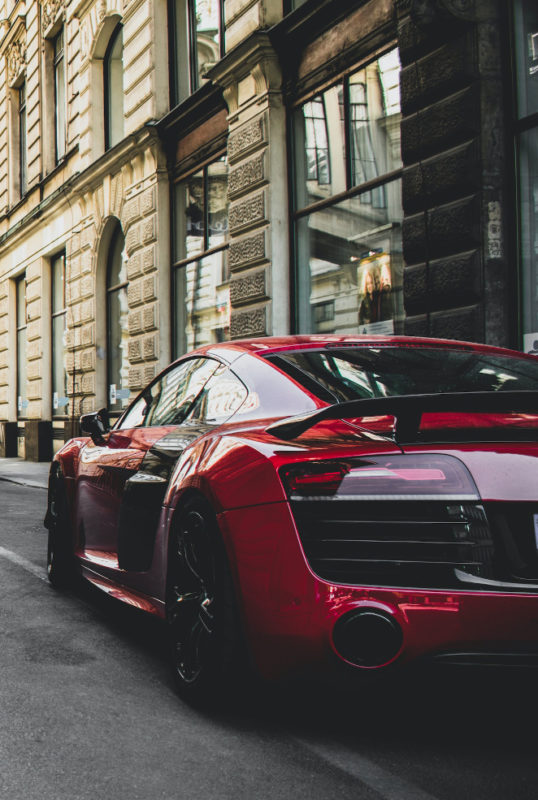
[{"xmin": 332, "ymin": 608, "xmax": 403, "ymax": 668}]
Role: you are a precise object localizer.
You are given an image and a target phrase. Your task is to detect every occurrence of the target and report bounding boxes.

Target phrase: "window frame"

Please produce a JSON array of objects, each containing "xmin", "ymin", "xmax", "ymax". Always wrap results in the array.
[
  {"xmin": 106, "ymin": 224, "xmax": 128, "ymax": 412},
  {"xmin": 18, "ymin": 81, "xmax": 27, "ymax": 197},
  {"xmin": 104, "ymin": 23, "xmax": 123, "ymax": 152},
  {"xmin": 16, "ymin": 275, "xmax": 27, "ymax": 416},
  {"xmin": 168, "ymin": 0, "xmax": 225, "ymax": 105},
  {"xmin": 51, "ymin": 251, "xmax": 68, "ymax": 416},
  {"xmin": 292, "ymin": 51, "xmax": 403, "ymax": 221},
  {"xmin": 171, "ymin": 151, "xmax": 229, "ymax": 358},
  {"xmin": 291, "ymin": 46, "xmax": 404, "ymax": 335},
  {"xmin": 53, "ymin": 28, "xmax": 67, "ymax": 164}
]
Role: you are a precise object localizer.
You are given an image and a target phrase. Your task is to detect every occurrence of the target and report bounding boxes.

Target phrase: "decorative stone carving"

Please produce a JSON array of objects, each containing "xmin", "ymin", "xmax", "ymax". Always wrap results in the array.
[
  {"xmin": 230, "ymin": 307, "xmax": 266, "ymax": 339},
  {"xmin": 228, "ymin": 116, "xmax": 266, "ymax": 164},
  {"xmin": 230, "ymin": 269, "xmax": 266, "ymax": 307},
  {"xmin": 229, "ymin": 191, "xmax": 265, "ymax": 235},
  {"xmin": 7, "ymin": 38, "xmax": 27, "ymax": 87},
  {"xmin": 40, "ymin": 0, "xmax": 64, "ymax": 35},
  {"xmin": 229, "ymin": 231, "xmax": 266, "ymax": 272},
  {"xmin": 228, "ymin": 153, "xmax": 265, "ymax": 199}
]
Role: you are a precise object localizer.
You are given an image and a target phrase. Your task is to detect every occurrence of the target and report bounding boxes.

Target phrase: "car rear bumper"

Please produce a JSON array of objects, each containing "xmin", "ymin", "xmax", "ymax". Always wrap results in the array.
[{"xmin": 219, "ymin": 503, "xmax": 538, "ymax": 680}]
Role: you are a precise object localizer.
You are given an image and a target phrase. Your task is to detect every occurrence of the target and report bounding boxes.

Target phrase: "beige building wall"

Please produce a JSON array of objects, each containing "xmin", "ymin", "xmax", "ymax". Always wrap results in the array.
[
  {"xmin": 0, "ymin": 0, "xmax": 295, "ymax": 458},
  {"xmin": 0, "ymin": 0, "xmax": 176, "ymax": 458}
]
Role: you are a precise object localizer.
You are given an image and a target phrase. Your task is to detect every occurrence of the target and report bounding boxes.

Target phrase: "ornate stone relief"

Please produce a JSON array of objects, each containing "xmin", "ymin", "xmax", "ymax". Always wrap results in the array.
[
  {"xmin": 228, "ymin": 116, "xmax": 266, "ymax": 164},
  {"xmin": 228, "ymin": 153, "xmax": 265, "ymax": 200},
  {"xmin": 6, "ymin": 37, "xmax": 26, "ymax": 87},
  {"xmin": 229, "ymin": 231, "xmax": 266, "ymax": 272},
  {"xmin": 40, "ymin": 0, "xmax": 65, "ymax": 35}
]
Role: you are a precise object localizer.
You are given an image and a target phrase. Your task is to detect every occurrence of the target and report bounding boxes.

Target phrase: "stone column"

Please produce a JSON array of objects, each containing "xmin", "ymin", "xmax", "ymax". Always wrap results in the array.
[{"xmin": 209, "ymin": 33, "xmax": 289, "ymax": 338}]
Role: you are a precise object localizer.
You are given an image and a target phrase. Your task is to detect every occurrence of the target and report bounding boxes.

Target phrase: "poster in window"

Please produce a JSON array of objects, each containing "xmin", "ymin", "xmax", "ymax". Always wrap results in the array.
[{"xmin": 357, "ymin": 252, "xmax": 395, "ymax": 335}]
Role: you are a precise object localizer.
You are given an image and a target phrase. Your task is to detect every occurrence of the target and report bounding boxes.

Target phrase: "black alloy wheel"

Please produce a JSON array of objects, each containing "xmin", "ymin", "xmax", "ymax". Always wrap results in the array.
[
  {"xmin": 46, "ymin": 464, "xmax": 76, "ymax": 589},
  {"xmin": 166, "ymin": 497, "xmax": 245, "ymax": 704}
]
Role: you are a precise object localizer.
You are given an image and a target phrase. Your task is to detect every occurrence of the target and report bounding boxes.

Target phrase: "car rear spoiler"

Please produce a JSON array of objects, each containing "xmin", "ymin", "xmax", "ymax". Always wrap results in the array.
[{"xmin": 266, "ymin": 390, "xmax": 538, "ymax": 444}]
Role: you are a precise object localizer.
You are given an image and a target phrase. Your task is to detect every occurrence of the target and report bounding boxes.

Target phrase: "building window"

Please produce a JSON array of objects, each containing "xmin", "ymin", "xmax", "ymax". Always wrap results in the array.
[
  {"xmin": 303, "ymin": 97, "xmax": 331, "ymax": 185},
  {"xmin": 284, "ymin": 0, "xmax": 309, "ymax": 11},
  {"xmin": 172, "ymin": 155, "xmax": 229, "ymax": 355},
  {"xmin": 313, "ymin": 300, "xmax": 335, "ymax": 324},
  {"xmin": 18, "ymin": 81, "xmax": 27, "ymax": 197},
  {"xmin": 52, "ymin": 252, "xmax": 68, "ymax": 415},
  {"xmin": 515, "ymin": 1, "xmax": 538, "ymax": 352},
  {"xmin": 293, "ymin": 48, "xmax": 403, "ymax": 336},
  {"xmin": 16, "ymin": 275, "xmax": 27, "ymax": 416},
  {"xmin": 53, "ymin": 29, "xmax": 66, "ymax": 163},
  {"xmin": 104, "ymin": 24, "xmax": 124, "ymax": 150},
  {"xmin": 169, "ymin": 0, "xmax": 225, "ymax": 104},
  {"xmin": 106, "ymin": 224, "xmax": 129, "ymax": 412}
]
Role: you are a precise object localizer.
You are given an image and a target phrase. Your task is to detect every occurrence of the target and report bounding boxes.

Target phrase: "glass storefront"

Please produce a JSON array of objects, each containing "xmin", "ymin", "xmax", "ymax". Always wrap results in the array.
[
  {"xmin": 173, "ymin": 155, "xmax": 229, "ymax": 355},
  {"xmin": 294, "ymin": 49, "xmax": 403, "ymax": 335},
  {"xmin": 295, "ymin": 182, "xmax": 403, "ymax": 335},
  {"xmin": 106, "ymin": 225, "xmax": 129, "ymax": 412}
]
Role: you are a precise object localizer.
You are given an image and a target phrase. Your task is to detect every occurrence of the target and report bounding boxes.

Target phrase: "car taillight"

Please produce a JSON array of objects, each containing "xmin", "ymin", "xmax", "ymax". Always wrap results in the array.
[
  {"xmin": 282, "ymin": 454, "xmax": 479, "ymax": 500},
  {"xmin": 282, "ymin": 462, "xmax": 350, "ymax": 496}
]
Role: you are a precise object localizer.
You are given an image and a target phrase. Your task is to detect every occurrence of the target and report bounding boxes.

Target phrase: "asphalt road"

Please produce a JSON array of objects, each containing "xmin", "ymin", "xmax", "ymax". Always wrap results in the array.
[{"xmin": 1, "ymin": 480, "xmax": 538, "ymax": 800}]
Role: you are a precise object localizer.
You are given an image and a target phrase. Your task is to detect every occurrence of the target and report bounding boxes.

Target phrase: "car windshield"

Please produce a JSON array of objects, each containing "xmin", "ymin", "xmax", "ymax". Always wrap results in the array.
[{"xmin": 265, "ymin": 346, "xmax": 538, "ymax": 404}]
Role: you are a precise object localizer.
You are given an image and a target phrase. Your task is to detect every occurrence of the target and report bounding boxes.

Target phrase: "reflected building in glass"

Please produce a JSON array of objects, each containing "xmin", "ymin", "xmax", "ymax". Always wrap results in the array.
[{"xmin": 294, "ymin": 50, "xmax": 403, "ymax": 336}]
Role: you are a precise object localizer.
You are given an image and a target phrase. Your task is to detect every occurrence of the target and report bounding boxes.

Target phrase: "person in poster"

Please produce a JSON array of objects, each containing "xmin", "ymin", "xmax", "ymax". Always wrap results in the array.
[{"xmin": 357, "ymin": 253, "xmax": 394, "ymax": 333}]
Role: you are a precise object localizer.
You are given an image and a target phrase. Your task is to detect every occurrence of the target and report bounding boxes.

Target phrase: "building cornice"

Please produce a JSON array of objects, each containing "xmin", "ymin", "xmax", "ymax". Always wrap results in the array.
[
  {"xmin": 0, "ymin": 1, "xmax": 26, "ymax": 53},
  {"xmin": 156, "ymin": 83, "xmax": 226, "ymax": 142},
  {"xmin": 207, "ymin": 31, "xmax": 279, "ymax": 90}
]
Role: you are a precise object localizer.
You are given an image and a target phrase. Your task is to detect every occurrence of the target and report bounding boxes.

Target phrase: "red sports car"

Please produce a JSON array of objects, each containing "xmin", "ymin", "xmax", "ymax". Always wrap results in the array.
[{"xmin": 45, "ymin": 335, "xmax": 538, "ymax": 701}]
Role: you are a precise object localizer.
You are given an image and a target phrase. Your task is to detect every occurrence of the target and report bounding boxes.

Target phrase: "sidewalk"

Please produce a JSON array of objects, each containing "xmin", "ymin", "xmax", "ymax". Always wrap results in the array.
[{"xmin": 0, "ymin": 458, "xmax": 50, "ymax": 490}]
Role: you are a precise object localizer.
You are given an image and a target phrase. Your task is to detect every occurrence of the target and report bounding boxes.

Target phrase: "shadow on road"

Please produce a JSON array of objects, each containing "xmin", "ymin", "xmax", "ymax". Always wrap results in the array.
[{"xmin": 65, "ymin": 575, "xmax": 538, "ymax": 762}]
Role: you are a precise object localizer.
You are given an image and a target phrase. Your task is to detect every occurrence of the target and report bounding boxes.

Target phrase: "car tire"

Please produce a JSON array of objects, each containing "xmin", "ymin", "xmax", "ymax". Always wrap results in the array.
[
  {"xmin": 46, "ymin": 465, "xmax": 76, "ymax": 589},
  {"xmin": 166, "ymin": 496, "xmax": 246, "ymax": 705}
]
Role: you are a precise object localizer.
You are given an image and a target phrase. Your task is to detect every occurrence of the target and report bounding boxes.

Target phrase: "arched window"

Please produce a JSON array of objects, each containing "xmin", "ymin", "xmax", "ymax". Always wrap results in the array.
[
  {"xmin": 106, "ymin": 224, "xmax": 129, "ymax": 412},
  {"xmin": 104, "ymin": 24, "xmax": 124, "ymax": 150}
]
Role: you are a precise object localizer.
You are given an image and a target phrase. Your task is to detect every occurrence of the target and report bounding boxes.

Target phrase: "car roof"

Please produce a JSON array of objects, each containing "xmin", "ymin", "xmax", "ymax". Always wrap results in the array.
[{"xmin": 199, "ymin": 335, "xmax": 534, "ymax": 362}]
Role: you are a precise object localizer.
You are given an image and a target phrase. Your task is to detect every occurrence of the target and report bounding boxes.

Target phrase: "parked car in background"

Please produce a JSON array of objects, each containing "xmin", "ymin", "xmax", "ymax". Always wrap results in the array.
[{"xmin": 45, "ymin": 335, "xmax": 538, "ymax": 702}]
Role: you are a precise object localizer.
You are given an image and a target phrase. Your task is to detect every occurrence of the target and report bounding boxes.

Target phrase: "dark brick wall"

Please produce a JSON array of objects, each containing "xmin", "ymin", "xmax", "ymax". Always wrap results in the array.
[{"xmin": 398, "ymin": 0, "xmax": 512, "ymax": 346}]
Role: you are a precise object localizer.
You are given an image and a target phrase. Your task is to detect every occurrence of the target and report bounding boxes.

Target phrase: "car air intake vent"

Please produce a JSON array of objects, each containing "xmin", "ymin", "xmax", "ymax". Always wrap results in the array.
[{"xmin": 291, "ymin": 500, "xmax": 495, "ymax": 590}]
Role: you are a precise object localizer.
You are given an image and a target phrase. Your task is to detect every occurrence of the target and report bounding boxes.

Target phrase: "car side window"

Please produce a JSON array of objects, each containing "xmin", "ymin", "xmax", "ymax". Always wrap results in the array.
[
  {"xmin": 117, "ymin": 388, "xmax": 156, "ymax": 429},
  {"xmin": 118, "ymin": 358, "xmax": 219, "ymax": 429},
  {"xmin": 187, "ymin": 366, "xmax": 248, "ymax": 424}
]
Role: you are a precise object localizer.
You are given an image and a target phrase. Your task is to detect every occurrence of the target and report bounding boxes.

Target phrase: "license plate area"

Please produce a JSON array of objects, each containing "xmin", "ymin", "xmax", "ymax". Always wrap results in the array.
[{"xmin": 485, "ymin": 503, "xmax": 538, "ymax": 582}]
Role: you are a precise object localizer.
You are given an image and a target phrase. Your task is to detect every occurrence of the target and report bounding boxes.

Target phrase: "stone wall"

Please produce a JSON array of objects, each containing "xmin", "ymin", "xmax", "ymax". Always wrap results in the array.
[
  {"xmin": 0, "ymin": 0, "xmax": 166, "ymax": 452},
  {"xmin": 398, "ymin": 0, "xmax": 511, "ymax": 345}
]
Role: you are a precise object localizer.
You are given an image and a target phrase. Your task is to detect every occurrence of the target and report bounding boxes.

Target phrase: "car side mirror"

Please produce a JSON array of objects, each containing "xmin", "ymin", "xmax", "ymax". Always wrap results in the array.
[{"xmin": 80, "ymin": 408, "xmax": 111, "ymax": 445}]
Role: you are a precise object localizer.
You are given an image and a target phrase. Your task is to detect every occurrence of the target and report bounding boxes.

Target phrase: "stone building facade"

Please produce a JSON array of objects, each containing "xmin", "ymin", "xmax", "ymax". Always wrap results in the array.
[{"xmin": 0, "ymin": 0, "xmax": 535, "ymax": 459}]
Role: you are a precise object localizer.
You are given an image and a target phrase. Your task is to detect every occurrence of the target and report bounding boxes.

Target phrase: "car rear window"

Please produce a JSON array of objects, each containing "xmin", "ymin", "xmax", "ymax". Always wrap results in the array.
[{"xmin": 265, "ymin": 347, "xmax": 538, "ymax": 403}]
